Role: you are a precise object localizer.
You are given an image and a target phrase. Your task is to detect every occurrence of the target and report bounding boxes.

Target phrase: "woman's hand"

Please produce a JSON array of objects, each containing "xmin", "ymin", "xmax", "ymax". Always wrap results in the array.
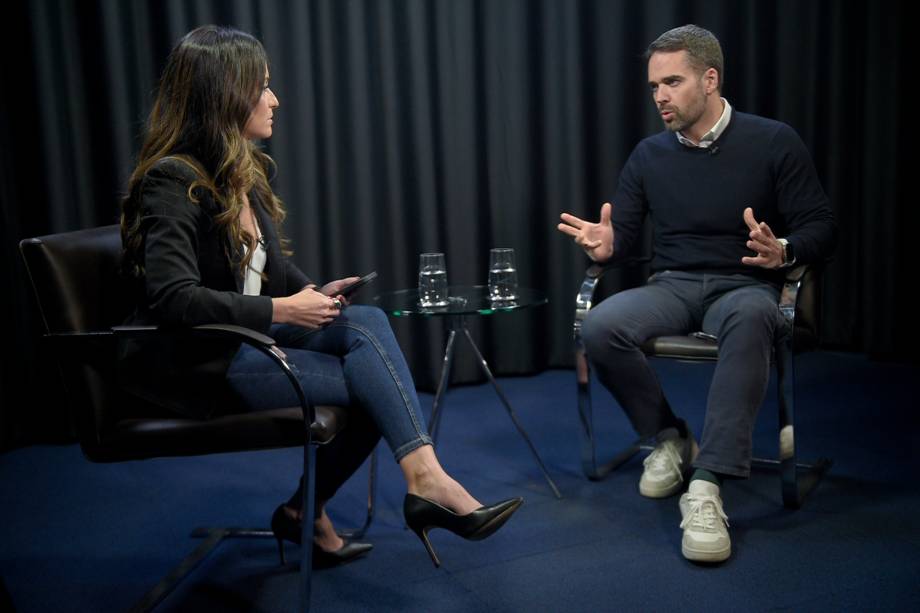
[
  {"xmin": 272, "ymin": 285, "xmax": 341, "ymax": 328},
  {"xmin": 320, "ymin": 277, "xmax": 360, "ymax": 305}
]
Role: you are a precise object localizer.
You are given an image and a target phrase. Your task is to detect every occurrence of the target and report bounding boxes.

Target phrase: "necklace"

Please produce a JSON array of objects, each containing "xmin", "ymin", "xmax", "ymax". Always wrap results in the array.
[{"xmin": 244, "ymin": 199, "xmax": 267, "ymax": 248}]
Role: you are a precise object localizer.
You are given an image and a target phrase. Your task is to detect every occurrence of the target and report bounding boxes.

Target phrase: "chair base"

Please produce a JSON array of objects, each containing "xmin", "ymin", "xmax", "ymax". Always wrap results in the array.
[
  {"xmin": 583, "ymin": 440, "xmax": 645, "ymax": 481},
  {"xmin": 128, "ymin": 452, "xmax": 378, "ymax": 613},
  {"xmin": 753, "ymin": 455, "xmax": 833, "ymax": 509},
  {"xmin": 127, "ymin": 527, "xmax": 268, "ymax": 613}
]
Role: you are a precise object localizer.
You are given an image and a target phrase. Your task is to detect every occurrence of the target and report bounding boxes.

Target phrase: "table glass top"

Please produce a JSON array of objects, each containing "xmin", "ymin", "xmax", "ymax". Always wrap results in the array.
[{"xmin": 374, "ymin": 285, "xmax": 547, "ymax": 317}]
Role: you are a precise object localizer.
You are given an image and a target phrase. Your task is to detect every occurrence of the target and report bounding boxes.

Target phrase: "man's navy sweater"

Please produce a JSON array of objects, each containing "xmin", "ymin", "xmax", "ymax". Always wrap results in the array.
[{"xmin": 611, "ymin": 110, "xmax": 837, "ymax": 283}]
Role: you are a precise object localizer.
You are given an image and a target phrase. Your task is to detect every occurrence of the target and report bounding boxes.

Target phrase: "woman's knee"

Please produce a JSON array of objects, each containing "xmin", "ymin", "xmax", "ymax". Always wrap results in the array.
[
  {"xmin": 337, "ymin": 304, "xmax": 401, "ymax": 354},
  {"xmin": 342, "ymin": 304, "xmax": 390, "ymax": 330}
]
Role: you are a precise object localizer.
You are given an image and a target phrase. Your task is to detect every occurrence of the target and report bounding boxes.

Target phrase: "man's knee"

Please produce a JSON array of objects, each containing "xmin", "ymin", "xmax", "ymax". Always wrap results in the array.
[
  {"xmin": 582, "ymin": 304, "xmax": 634, "ymax": 357},
  {"xmin": 716, "ymin": 292, "xmax": 782, "ymax": 343},
  {"xmin": 581, "ymin": 309, "xmax": 607, "ymax": 356}
]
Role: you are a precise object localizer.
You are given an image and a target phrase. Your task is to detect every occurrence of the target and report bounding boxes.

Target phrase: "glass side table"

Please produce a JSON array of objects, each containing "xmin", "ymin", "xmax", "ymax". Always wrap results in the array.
[{"xmin": 375, "ymin": 285, "xmax": 560, "ymax": 498}]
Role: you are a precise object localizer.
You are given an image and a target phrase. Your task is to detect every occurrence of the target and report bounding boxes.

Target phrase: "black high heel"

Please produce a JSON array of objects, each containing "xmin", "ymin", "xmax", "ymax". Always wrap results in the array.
[
  {"xmin": 403, "ymin": 494, "xmax": 524, "ymax": 567},
  {"xmin": 271, "ymin": 504, "xmax": 301, "ymax": 564},
  {"xmin": 270, "ymin": 504, "xmax": 373, "ymax": 567}
]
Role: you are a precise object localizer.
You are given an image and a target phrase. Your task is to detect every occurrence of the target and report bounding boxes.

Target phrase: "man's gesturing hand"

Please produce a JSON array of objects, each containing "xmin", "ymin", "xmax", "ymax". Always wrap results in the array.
[
  {"xmin": 741, "ymin": 207, "xmax": 784, "ymax": 269},
  {"xmin": 558, "ymin": 202, "xmax": 615, "ymax": 262}
]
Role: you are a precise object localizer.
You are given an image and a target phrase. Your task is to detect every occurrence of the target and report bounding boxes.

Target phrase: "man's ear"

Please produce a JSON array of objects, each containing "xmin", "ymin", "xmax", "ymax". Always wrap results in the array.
[{"xmin": 704, "ymin": 67, "xmax": 719, "ymax": 94}]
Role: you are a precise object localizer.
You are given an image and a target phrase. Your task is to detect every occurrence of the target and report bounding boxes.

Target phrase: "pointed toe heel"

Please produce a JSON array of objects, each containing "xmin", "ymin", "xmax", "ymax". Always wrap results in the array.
[
  {"xmin": 276, "ymin": 537, "xmax": 287, "ymax": 565},
  {"xmin": 312, "ymin": 540, "xmax": 374, "ymax": 569},
  {"xmin": 410, "ymin": 526, "xmax": 441, "ymax": 568},
  {"xmin": 272, "ymin": 503, "xmax": 373, "ymax": 568},
  {"xmin": 403, "ymin": 494, "xmax": 523, "ymax": 567},
  {"xmin": 271, "ymin": 504, "xmax": 299, "ymax": 566}
]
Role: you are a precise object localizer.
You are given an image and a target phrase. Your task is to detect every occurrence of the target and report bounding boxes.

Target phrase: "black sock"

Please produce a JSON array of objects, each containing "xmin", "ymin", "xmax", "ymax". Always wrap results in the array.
[
  {"xmin": 657, "ymin": 416, "xmax": 688, "ymax": 440},
  {"xmin": 674, "ymin": 419, "xmax": 689, "ymax": 439},
  {"xmin": 691, "ymin": 468, "xmax": 723, "ymax": 488}
]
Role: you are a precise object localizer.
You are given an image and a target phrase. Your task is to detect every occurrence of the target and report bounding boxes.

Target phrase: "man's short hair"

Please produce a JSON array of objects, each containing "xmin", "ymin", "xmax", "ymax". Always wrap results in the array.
[{"xmin": 646, "ymin": 25, "xmax": 724, "ymax": 91}]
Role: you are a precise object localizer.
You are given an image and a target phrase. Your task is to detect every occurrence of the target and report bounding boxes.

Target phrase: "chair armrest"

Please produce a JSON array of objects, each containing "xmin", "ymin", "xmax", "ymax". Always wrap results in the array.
[
  {"xmin": 112, "ymin": 323, "xmax": 275, "ymax": 347},
  {"xmin": 575, "ymin": 257, "xmax": 651, "ymax": 335},
  {"xmin": 778, "ymin": 264, "xmax": 810, "ymax": 324},
  {"xmin": 779, "ymin": 261, "xmax": 827, "ymax": 354},
  {"xmin": 106, "ymin": 324, "xmax": 313, "ymax": 425}
]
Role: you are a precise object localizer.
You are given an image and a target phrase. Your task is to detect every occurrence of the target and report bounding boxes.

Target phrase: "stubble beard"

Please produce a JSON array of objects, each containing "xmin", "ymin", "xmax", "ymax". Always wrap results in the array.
[{"xmin": 661, "ymin": 82, "xmax": 707, "ymax": 134}]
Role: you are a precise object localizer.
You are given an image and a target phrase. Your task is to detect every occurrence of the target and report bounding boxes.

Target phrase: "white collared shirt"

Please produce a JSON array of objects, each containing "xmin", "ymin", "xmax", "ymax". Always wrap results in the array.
[
  {"xmin": 676, "ymin": 98, "xmax": 732, "ymax": 149},
  {"xmin": 242, "ymin": 219, "xmax": 267, "ymax": 296}
]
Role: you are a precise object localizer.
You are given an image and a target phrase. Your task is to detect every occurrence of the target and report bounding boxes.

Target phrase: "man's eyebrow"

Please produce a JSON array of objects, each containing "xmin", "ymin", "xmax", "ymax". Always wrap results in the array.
[
  {"xmin": 649, "ymin": 74, "xmax": 683, "ymax": 86},
  {"xmin": 662, "ymin": 74, "xmax": 683, "ymax": 82}
]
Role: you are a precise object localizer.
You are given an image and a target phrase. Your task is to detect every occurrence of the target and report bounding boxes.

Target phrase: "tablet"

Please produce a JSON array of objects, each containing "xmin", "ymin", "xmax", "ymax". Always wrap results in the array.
[{"xmin": 339, "ymin": 271, "xmax": 378, "ymax": 297}]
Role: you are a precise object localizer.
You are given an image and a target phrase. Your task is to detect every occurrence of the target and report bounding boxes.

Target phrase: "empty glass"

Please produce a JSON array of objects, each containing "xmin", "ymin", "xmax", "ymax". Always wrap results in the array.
[
  {"xmin": 488, "ymin": 248, "xmax": 517, "ymax": 301},
  {"xmin": 418, "ymin": 252, "xmax": 449, "ymax": 307}
]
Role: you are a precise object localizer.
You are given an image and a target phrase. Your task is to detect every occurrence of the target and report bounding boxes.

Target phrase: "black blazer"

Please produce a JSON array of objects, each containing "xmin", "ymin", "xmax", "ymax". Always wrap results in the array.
[{"xmin": 119, "ymin": 157, "xmax": 313, "ymax": 417}]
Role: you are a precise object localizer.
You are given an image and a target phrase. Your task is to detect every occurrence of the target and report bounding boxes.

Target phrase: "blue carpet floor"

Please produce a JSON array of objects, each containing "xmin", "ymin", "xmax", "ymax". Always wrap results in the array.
[{"xmin": 2, "ymin": 352, "xmax": 920, "ymax": 612}]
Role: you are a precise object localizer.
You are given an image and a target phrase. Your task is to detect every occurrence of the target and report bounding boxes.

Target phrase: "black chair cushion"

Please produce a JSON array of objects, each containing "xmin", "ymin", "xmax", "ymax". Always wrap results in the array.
[
  {"xmin": 642, "ymin": 335, "xmax": 719, "ymax": 360},
  {"xmin": 83, "ymin": 405, "xmax": 346, "ymax": 463}
]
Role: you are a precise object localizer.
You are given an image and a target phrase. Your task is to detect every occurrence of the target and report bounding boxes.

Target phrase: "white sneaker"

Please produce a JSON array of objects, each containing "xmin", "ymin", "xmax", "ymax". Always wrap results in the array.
[
  {"xmin": 679, "ymin": 480, "xmax": 731, "ymax": 562},
  {"xmin": 638, "ymin": 429, "xmax": 698, "ymax": 498}
]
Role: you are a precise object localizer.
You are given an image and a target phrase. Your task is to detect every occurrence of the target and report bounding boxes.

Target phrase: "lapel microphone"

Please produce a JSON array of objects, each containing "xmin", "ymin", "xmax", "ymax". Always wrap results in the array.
[{"xmin": 709, "ymin": 145, "xmax": 720, "ymax": 156}]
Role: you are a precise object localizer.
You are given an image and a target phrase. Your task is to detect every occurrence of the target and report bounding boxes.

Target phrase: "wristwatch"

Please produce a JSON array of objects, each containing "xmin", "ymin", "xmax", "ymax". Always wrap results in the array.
[{"xmin": 777, "ymin": 238, "xmax": 795, "ymax": 267}]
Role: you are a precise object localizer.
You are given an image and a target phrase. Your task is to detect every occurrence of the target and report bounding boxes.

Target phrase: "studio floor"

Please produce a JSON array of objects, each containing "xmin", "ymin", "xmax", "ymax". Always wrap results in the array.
[{"xmin": 2, "ymin": 352, "xmax": 919, "ymax": 612}]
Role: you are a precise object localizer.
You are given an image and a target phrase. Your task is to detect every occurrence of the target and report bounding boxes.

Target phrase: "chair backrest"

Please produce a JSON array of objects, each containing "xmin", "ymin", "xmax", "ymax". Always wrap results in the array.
[
  {"xmin": 20, "ymin": 225, "xmax": 320, "ymax": 463},
  {"xmin": 19, "ymin": 225, "xmax": 139, "ymax": 458},
  {"xmin": 20, "ymin": 225, "xmax": 134, "ymax": 333}
]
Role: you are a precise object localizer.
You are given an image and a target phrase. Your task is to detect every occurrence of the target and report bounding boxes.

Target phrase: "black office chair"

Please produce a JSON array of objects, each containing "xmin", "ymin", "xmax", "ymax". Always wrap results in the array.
[
  {"xmin": 20, "ymin": 225, "xmax": 376, "ymax": 612},
  {"xmin": 572, "ymin": 259, "xmax": 831, "ymax": 509}
]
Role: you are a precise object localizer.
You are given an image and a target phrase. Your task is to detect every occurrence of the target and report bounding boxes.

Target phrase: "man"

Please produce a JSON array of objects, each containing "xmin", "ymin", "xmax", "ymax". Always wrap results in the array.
[{"xmin": 558, "ymin": 25, "xmax": 836, "ymax": 563}]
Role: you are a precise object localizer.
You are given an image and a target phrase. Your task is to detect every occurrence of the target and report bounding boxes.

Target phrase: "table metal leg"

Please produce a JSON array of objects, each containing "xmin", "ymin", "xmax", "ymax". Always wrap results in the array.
[
  {"xmin": 461, "ymin": 328, "xmax": 562, "ymax": 499},
  {"xmin": 429, "ymin": 327, "xmax": 458, "ymax": 444}
]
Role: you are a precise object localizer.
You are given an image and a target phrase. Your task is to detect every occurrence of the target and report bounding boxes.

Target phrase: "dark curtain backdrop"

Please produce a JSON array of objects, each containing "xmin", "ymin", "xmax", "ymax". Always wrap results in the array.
[{"xmin": 0, "ymin": 0, "xmax": 909, "ymax": 449}]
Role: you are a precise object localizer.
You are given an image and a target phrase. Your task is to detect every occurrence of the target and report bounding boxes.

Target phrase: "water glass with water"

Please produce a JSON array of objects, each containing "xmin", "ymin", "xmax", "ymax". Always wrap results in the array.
[
  {"xmin": 488, "ymin": 248, "xmax": 517, "ymax": 301},
  {"xmin": 418, "ymin": 253, "xmax": 449, "ymax": 307}
]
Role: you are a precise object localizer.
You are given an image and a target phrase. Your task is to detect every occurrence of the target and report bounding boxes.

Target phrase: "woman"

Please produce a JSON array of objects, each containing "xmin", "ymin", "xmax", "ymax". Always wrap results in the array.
[{"xmin": 119, "ymin": 25, "xmax": 521, "ymax": 568}]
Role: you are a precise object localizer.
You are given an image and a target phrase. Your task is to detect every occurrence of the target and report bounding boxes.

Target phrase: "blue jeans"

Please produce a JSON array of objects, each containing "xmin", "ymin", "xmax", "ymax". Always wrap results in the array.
[
  {"xmin": 581, "ymin": 271, "xmax": 789, "ymax": 477},
  {"xmin": 226, "ymin": 305, "xmax": 433, "ymax": 503}
]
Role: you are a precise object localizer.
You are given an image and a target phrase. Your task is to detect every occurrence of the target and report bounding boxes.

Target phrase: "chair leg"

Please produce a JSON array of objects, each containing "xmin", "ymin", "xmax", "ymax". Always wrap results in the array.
[
  {"xmin": 775, "ymin": 343, "xmax": 832, "ymax": 509},
  {"xmin": 576, "ymin": 344, "xmax": 643, "ymax": 480},
  {"xmin": 299, "ymin": 443, "xmax": 316, "ymax": 611},
  {"xmin": 339, "ymin": 445, "xmax": 378, "ymax": 539},
  {"xmin": 750, "ymin": 454, "xmax": 833, "ymax": 510}
]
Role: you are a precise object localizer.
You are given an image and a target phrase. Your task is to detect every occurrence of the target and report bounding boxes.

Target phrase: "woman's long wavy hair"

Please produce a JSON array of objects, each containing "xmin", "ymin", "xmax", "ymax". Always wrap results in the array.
[{"xmin": 121, "ymin": 25, "xmax": 287, "ymax": 278}]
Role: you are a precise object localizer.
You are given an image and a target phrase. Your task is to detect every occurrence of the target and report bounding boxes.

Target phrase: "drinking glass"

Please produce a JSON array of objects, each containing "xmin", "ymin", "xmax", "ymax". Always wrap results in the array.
[
  {"xmin": 488, "ymin": 248, "xmax": 517, "ymax": 301},
  {"xmin": 418, "ymin": 253, "xmax": 449, "ymax": 307}
]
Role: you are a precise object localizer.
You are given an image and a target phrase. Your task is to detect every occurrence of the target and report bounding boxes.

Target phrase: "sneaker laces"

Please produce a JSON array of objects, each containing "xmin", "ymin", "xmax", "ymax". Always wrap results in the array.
[
  {"xmin": 680, "ymin": 494, "xmax": 730, "ymax": 531},
  {"xmin": 643, "ymin": 439, "xmax": 685, "ymax": 479}
]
